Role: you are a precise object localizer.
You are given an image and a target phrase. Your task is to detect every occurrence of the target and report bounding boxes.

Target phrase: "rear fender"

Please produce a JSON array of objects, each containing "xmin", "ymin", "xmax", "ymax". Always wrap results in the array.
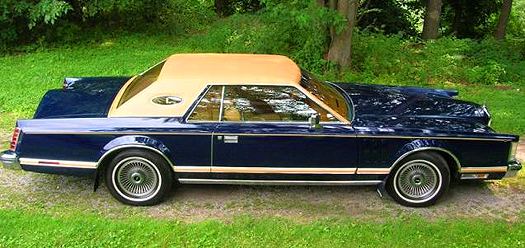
[{"xmin": 93, "ymin": 135, "xmax": 174, "ymax": 191}]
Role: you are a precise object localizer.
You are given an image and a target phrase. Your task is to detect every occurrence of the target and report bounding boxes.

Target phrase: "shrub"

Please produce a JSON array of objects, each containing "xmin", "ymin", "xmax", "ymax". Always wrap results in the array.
[
  {"xmin": 0, "ymin": 0, "xmax": 217, "ymax": 53},
  {"xmin": 189, "ymin": 0, "xmax": 342, "ymax": 73}
]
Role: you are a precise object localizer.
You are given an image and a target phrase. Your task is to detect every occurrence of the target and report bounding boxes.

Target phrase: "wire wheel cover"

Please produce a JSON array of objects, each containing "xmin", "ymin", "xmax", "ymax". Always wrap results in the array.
[
  {"xmin": 115, "ymin": 157, "xmax": 160, "ymax": 199},
  {"xmin": 396, "ymin": 160, "xmax": 440, "ymax": 200}
]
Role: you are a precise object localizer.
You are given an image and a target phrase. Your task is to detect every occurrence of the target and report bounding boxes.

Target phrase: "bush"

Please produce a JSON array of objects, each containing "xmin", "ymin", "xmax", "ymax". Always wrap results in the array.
[
  {"xmin": 0, "ymin": 0, "xmax": 217, "ymax": 53},
  {"xmin": 189, "ymin": 0, "xmax": 342, "ymax": 73},
  {"xmin": 342, "ymin": 33, "xmax": 525, "ymax": 86}
]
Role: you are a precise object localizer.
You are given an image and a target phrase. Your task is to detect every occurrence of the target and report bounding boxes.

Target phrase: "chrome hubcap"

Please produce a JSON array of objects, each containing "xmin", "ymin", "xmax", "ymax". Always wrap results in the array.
[
  {"xmin": 115, "ymin": 157, "xmax": 160, "ymax": 199},
  {"xmin": 397, "ymin": 161, "xmax": 439, "ymax": 200}
]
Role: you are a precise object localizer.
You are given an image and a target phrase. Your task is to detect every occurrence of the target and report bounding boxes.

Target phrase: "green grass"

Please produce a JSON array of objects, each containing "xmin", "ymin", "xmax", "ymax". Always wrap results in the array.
[
  {"xmin": 0, "ymin": 208, "xmax": 524, "ymax": 247},
  {"xmin": 0, "ymin": 34, "xmax": 523, "ymax": 135}
]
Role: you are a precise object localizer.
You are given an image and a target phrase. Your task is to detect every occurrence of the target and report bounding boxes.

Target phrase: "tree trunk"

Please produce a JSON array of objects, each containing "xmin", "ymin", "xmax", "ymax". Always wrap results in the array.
[
  {"xmin": 329, "ymin": 0, "xmax": 337, "ymax": 40},
  {"xmin": 214, "ymin": 0, "xmax": 230, "ymax": 17},
  {"xmin": 422, "ymin": 0, "xmax": 443, "ymax": 40},
  {"xmin": 327, "ymin": 0, "xmax": 358, "ymax": 68},
  {"xmin": 317, "ymin": 0, "xmax": 325, "ymax": 7},
  {"xmin": 451, "ymin": 0, "xmax": 462, "ymax": 35},
  {"xmin": 495, "ymin": 0, "xmax": 512, "ymax": 40}
]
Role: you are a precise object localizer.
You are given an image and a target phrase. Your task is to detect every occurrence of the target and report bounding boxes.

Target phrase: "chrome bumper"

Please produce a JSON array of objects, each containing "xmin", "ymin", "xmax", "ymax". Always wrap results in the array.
[
  {"xmin": 504, "ymin": 159, "xmax": 522, "ymax": 178},
  {"xmin": 0, "ymin": 150, "xmax": 21, "ymax": 170}
]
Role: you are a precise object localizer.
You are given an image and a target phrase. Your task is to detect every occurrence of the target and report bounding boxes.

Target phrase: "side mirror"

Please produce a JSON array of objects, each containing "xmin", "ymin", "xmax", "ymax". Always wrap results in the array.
[{"xmin": 308, "ymin": 114, "xmax": 322, "ymax": 131}]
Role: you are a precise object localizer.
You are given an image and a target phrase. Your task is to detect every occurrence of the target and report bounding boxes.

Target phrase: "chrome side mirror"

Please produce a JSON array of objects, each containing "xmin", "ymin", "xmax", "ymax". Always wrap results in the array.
[{"xmin": 308, "ymin": 114, "xmax": 322, "ymax": 130}]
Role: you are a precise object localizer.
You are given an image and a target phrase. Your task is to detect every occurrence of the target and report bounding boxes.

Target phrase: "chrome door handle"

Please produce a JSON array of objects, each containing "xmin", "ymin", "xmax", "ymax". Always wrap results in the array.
[{"xmin": 223, "ymin": 135, "xmax": 238, "ymax": 144}]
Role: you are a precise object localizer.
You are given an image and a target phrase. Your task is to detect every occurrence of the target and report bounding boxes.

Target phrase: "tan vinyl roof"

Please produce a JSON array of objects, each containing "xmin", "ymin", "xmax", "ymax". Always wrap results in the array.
[{"xmin": 108, "ymin": 53, "xmax": 302, "ymax": 117}]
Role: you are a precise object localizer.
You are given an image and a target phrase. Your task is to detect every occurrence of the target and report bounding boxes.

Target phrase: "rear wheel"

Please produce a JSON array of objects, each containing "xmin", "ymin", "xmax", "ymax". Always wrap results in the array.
[
  {"xmin": 105, "ymin": 149, "xmax": 173, "ymax": 206},
  {"xmin": 386, "ymin": 152, "xmax": 450, "ymax": 207}
]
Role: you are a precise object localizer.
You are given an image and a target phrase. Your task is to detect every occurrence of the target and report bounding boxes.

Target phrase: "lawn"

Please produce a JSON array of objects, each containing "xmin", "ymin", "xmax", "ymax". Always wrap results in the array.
[{"xmin": 0, "ymin": 208, "xmax": 524, "ymax": 248}]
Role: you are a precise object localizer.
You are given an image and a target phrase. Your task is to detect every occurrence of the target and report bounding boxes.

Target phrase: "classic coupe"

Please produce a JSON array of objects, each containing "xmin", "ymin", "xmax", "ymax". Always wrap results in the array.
[{"xmin": 1, "ymin": 54, "xmax": 521, "ymax": 207}]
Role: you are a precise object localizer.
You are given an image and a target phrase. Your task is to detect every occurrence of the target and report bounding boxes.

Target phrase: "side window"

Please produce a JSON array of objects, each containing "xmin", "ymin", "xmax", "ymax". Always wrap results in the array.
[
  {"xmin": 222, "ymin": 85, "xmax": 337, "ymax": 122},
  {"xmin": 188, "ymin": 86, "xmax": 223, "ymax": 121}
]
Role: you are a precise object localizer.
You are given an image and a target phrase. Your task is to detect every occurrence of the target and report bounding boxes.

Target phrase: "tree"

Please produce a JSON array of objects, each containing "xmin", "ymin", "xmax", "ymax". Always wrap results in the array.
[
  {"xmin": 326, "ymin": 0, "xmax": 358, "ymax": 68},
  {"xmin": 422, "ymin": 0, "xmax": 443, "ymax": 40},
  {"xmin": 495, "ymin": 0, "xmax": 512, "ymax": 39}
]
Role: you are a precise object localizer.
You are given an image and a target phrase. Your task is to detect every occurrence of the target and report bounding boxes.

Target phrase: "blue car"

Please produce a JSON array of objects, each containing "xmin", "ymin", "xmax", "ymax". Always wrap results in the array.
[{"xmin": 1, "ymin": 54, "xmax": 521, "ymax": 207}]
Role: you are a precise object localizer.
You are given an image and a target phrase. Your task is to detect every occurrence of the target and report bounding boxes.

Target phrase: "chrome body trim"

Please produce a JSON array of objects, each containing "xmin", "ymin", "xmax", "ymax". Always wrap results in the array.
[
  {"xmin": 460, "ymin": 166, "xmax": 507, "ymax": 173},
  {"xmin": 19, "ymin": 158, "xmax": 97, "ymax": 169},
  {"xmin": 21, "ymin": 131, "xmax": 512, "ymax": 142},
  {"xmin": 504, "ymin": 159, "xmax": 522, "ymax": 178},
  {"xmin": 461, "ymin": 174, "xmax": 489, "ymax": 180},
  {"xmin": 356, "ymin": 135, "xmax": 513, "ymax": 142},
  {"xmin": 223, "ymin": 135, "xmax": 238, "ymax": 143},
  {"xmin": 210, "ymin": 166, "xmax": 357, "ymax": 174},
  {"xmin": 172, "ymin": 166, "xmax": 357, "ymax": 174},
  {"xmin": 178, "ymin": 178, "xmax": 382, "ymax": 186},
  {"xmin": 0, "ymin": 150, "xmax": 21, "ymax": 170},
  {"xmin": 96, "ymin": 145, "xmax": 176, "ymax": 170},
  {"xmin": 174, "ymin": 166, "xmax": 210, "ymax": 173},
  {"xmin": 218, "ymin": 85, "xmax": 226, "ymax": 121},
  {"xmin": 356, "ymin": 168, "xmax": 391, "ymax": 174},
  {"xmin": 391, "ymin": 147, "xmax": 461, "ymax": 171},
  {"xmin": 213, "ymin": 133, "xmax": 353, "ymax": 138},
  {"xmin": 185, "ymin": 85, "xmax": 213, "ymax": 123}
]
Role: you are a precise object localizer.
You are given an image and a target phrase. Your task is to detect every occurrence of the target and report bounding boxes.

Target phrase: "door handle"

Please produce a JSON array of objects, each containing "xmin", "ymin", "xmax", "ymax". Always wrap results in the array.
[{"xmin": 223, "ymin": 135, "xmax": 238, "ymax": 144}]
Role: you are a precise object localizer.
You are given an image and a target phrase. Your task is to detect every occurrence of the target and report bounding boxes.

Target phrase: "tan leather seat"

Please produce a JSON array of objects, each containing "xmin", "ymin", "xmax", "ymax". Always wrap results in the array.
[{"xmin": 223, "ymin": 107, "xmax": 241, "ymax": 121}]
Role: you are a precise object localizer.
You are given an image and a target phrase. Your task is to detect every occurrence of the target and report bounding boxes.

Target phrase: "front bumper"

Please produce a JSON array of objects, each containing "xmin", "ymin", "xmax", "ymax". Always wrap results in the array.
[
  {"xmin": 0, "ymin": 150, "xmax": 21, "ymax": 170},
  {"xmin": 504, "ymin": 159, "xmax": 522, "ymax": 178}
]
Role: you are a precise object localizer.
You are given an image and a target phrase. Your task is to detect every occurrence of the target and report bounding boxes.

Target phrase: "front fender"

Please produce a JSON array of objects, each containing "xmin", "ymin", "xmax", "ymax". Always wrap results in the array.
[{"xmin": 389, "ymin": 139, "xmax": 461, "ymax": 172}]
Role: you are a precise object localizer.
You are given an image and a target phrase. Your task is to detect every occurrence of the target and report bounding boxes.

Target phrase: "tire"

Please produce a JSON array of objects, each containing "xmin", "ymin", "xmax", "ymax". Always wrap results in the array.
[
  {"xmin": 105, "ymin": 149, "xmax": 173, "ymax": 206},
  {"xmin": 386, "ymin": 152, "xmax": 450, "ymax": 207}
]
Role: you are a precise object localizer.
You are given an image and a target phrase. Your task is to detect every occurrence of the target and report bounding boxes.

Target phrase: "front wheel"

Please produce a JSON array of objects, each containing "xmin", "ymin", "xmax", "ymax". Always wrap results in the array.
[
  {"xmin": 386, "ymin": 152, "xmax": 450, "ymax": 207},
  {"xmin": 105, "ymin": 149, "xmax": 173, "ymax": 206}
]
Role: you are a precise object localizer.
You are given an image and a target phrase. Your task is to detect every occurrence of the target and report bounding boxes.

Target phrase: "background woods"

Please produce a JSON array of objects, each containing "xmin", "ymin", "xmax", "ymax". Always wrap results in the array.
[{"xmin": 0, "ymin": 0, "xmax": 524, "ymax": 88}]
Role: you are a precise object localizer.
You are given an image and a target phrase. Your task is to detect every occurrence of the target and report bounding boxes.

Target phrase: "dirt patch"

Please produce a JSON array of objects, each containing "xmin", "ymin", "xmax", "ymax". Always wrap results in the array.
[
  {"xmin": 494, "ymin": 84, "xmax": 515, "ymax": 91},
  {"xmin": 0, "ymin": 132, "xmax": 10, "ymax": 149},
  {"xmin": 0, "ymin": 140, "xmax": 524, "ymax": 223},
  {"xmin": 518, "ymin": 141, "xmax": 525, "ymax": 161}
]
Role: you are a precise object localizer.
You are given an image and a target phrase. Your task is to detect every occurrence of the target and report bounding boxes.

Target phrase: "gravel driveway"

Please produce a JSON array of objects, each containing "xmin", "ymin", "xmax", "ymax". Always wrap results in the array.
[{"xmin": 1, "ymin": 133, "xmax": 524, "ymax": 222}]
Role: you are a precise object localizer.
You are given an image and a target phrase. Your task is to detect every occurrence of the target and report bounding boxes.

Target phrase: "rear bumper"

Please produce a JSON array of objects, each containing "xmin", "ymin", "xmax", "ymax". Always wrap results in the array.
[
  {"xmin": 0, "ymin": 150, "xmax": 21, "ymax": 170},
  {"xmin": 504, "ymin": 159, "xmax": 522, "ymax": 178}
]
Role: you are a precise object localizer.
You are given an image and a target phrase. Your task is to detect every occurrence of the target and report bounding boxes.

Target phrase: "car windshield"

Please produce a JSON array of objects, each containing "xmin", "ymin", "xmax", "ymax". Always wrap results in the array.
[
  {"xmin": 117, "ymin": 61, "xmax": 165, "ymax": 107},
  {"xmin": 300, "ymin": 70, "xmax": 353, "ymax": 121}
]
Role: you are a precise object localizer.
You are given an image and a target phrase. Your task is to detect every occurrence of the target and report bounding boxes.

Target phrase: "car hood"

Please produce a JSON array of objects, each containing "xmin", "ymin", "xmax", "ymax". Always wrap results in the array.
[{"xmin": 333, "ymin": 82, "xmax": 491, "ymax": 131}]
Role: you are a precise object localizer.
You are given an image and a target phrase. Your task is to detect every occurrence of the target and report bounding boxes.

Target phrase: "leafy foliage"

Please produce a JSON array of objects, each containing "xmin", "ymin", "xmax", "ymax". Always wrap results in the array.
[
  {"xmin": 441, "ymin": 0, "xmax": 501, "ymax": 39},
  {"xmin": 191, "ymin": 0, "xmax": 343, "ymax": 72},
  {"xmin": 357, "ymin": 0, "xmax": 418, "ymax": 37},
  {"xmin": 350, "ymin": 32, "xmax": 525, "ymax": 86},
  {"xmin": 507, "ymin": 0, "xmax": 525, "ymax": 38},
  {"xmin": 0, "ymin": 0, "xmax": 216, "ymax": 53}
]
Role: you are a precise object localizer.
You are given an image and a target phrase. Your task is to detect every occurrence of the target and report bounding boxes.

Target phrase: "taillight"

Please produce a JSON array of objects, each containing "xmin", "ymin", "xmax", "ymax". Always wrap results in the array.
[{"xmin": 9, "ymin": 127, "xmax": 21, "ymax": 151}]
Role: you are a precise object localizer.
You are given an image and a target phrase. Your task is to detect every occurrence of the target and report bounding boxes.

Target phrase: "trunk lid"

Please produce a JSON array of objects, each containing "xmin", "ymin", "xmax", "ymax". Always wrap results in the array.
[{"xmin": 33, "ymin": 77, "xmax": 130, "ymax": 119}]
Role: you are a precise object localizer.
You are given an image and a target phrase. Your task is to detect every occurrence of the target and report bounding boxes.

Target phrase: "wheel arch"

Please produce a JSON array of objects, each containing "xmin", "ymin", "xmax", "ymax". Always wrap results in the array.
[
  {"xmin": 390, "ymin": 147, "xmax": 461, "ymax": 177},
  {"xmin": 93, "ymin": 136, "xmax": 175, "ymax": 191}
]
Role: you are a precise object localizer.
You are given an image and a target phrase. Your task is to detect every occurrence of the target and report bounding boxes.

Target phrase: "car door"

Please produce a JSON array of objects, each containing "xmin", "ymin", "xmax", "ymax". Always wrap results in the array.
[{"xmin": 211, "ymin": 85, "xmax": 358, "ymax": 182}]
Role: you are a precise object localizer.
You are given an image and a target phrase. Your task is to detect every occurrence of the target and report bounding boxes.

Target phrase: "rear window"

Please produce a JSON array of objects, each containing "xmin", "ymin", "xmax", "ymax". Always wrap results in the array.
[{"xmin": 117, "ymin": 61, "xmax": 165, "ymax": 107}]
